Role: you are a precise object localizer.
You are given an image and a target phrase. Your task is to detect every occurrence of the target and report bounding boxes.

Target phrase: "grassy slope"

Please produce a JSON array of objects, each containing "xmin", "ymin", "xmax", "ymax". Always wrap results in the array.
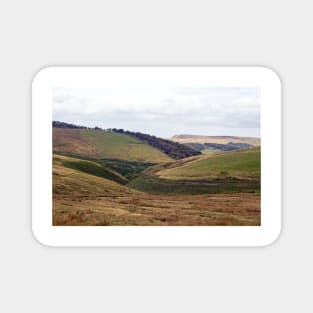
[
  {"xmin": 128, "ymin": 147, "xmax": 261, "ymax": 195},
  {"xmin": 53, "ymin": 157, "xmax": 260, "ymax": 226},
  {"xmin": 157, "ymin": 147, "xmax": 260, "ymax": 180},
  {"xmin": 53, "ymin": 154, "xmax": 128, "ymax": 184},
  {"xmin": 53, "ymin": 127, "xmax": 172, "ymax": 162},
  {"xmin": 52, "ymin": 131, "xmax": 261, "ymax": 225},
  {"xmin": 53, "ymin": 158, "xmax": 134, "ymax": 197},
  {"xmin": 53, "ymin": 158, "xmax": 143, "ymax": 225},
  {"xmin": 97, "ymin": 158, "xmax": 154, "ymax": 181}
]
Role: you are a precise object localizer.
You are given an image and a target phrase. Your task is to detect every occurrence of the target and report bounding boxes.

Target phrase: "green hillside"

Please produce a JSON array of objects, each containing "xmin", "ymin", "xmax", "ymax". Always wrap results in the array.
[
  {"xmin": 157, "ymin": 147, "xmax": 260, "ymax": 180},
  {"xmin": 128, "ymin": 147, "xmax": 260, "ymax": 195},
  {"xmin": 53, "ymin": 154, "xmax": 128, "ymax": 185},
  {"xmin": 53, "ymin": 127, "xmax": 172, "ymax": 163},
  {"xmin": 53, "ymin": 156, "xmax": 134, "ymax": 197}
]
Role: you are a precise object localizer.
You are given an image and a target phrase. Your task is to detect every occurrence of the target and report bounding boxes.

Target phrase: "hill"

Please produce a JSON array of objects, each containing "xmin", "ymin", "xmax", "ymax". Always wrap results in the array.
[
  {"xmin": 157, "ymin": 147, "xmax": 260, "ymax": 180},
  {"xmin": 183, "ymin": 142, "xmax": 253, "ymax": 154},
  {"xmin": 52, "ymin": 121, "xmax": 260, "ymax": 226},
  {"xmin": 53, "ymin": 126, "xmax": 172, "ymax": 163},
  {"xmin": 111, "ymin": 129, "xmax": 201, "ymax": 159},
  {"xmin": 53, "ymin": 154, "xmax": 128, "ymax": 185},
  {"xmin": 171, "ymin": 135, "xmax": 261, "ymax": 146},
  {"xmin": 53, "ymin": 153, "xmax": 260, "ymax": 226},
  {"xmin": 128, "ymin": 147, "xmax": 260, "ymax": 195},
  {"xmin": 53, "ymin": 154, "xmax": 142, "ymax": 225}
]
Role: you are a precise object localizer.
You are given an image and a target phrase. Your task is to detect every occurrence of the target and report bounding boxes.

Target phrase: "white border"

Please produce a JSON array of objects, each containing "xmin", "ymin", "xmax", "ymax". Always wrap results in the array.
[{"xmin": 32, "ymin": 67, "xmax": 281, "ymax": 247}]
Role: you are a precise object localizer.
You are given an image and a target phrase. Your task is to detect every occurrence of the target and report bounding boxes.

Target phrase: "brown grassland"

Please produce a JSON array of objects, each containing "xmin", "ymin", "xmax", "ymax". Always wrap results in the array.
[
  {"xmin": 53, "ymin": 155, "xmax": 260, "ymax": 226},
  {"xmin": 52, "ymin": 127, "xmax": 260, "ymax": 226},
  {"xmin": 53, "ymin": 192, "xmax": 260, "ymax": 226}
]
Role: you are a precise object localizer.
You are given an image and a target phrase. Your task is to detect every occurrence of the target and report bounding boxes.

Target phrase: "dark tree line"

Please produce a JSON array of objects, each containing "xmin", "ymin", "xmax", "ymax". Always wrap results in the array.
[
  {"xmin": 112, "ymin": 129, "xmax": 201, "ymax": 160},
  {"xmin": 52, "ymin": 121, "xmax": 201, "ymax": 159},
  {"xmin": 52, "ymin": 121, "xmax": 103, "ymax": 130}
]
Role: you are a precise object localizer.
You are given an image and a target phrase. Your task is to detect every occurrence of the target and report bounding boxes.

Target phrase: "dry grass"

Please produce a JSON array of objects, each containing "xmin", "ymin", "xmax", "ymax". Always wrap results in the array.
[
  {"xmin": 53, "ymin": 192, "xmax": 260, "ymax": 226},
  {"xmin": 53, "ymin": 153, "xmax": 260, "ymax": 226},
  {"xmin": 171, "ymin": 135, "xmax": 261, "ymax": 146}
]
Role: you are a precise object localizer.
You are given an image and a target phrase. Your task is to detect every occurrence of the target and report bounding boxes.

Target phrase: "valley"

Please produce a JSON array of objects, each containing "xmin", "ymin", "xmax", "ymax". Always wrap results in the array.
[{"xmin": 53, "ymin": 122, "xmax": 261, "ymax": 226}]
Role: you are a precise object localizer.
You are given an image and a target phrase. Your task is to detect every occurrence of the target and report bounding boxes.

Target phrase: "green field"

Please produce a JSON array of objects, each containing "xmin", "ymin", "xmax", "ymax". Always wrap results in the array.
[
  {"xmin": 128, "ymin": 147, "xmax": 260, "ymax": 195},
  {"xmin": 53, "ymin": 128, "xmax": 172, "ymax": 162},
  {"xmin": 158, "ymin": 147, "xmax": 260, "ymax": 180}
]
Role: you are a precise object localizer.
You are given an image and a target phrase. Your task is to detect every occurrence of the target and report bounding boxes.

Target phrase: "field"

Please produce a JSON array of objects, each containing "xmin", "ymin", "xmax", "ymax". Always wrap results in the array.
[
  {"xmin": 53, "ymin": 125, "xmax": 261, "ymax": 226},
  {"xmin": 53, "ymin": 128, "xmax": 172, "ymax": 162},
  {"xmin": 53, "ymin": 154, "xmax": 260, "ymax": 226},
  {"xmin": 157, "ymin": 147, "xmax": 260, "ymax": 180},
  {"xmin": 128, "ymin": 147, "xmax": 260, "ymax": 195}
]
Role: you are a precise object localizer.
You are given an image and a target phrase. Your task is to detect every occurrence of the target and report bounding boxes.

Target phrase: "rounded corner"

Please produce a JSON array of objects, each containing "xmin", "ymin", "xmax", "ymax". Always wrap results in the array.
[
  {"xmin": 32, "ymin": 66, "xmax": 56, "ymax": 89},
  {"xmin": 261, "ymin": 225, "xmax": 282, "ymax": 247},
  {"xmin": 31, "ymin": 225, "xmax": 54, "ymax": 248},
  {"xmin": 257, "ymin": 66, "xmax": 282, "ymax": 88}
]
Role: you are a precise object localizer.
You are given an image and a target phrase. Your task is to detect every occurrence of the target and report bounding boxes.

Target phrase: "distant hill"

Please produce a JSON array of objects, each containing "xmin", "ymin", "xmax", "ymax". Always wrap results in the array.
[
  {"xmin": 184, "ymin": 142, "xmax": 253, "ymax": 153},
  {"xmin": 171, "ymin": 135, "xmax": 261, "ymax": 146}
]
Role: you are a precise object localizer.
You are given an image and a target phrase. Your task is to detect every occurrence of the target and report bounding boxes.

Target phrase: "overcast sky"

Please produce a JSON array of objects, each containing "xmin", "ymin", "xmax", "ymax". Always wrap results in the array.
[{"xmin": 53, "ymin": 87, "xmax": 260, "ymax": 139}]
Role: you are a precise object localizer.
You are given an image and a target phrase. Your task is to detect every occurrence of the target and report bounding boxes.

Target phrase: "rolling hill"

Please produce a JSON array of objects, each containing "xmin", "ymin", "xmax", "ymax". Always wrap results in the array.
[
  {"xmin": 52, "ymin": 121, "xmax": 261, "ymax": 226},
  {"xmin": 53, "ymin": 153, "xmax": 260, "ymax": 226},
  {"xmin": 157, "ymin": 147, "xmax": 261, "ymax": 180},
  {"xmin": 171, "ymin": 134, "xmax": 261, "ymax": 146},
  {"xmin": 53, "ymin": 154, "xmax": 128, "ymax": 185},
  {"xmin": 128, "ymin": 147, "xmax": 260, "ymax": 195},
  {"xmin": 53, "ymin": 154, "xmax": 133, "ymax": 197},
  {"xmin": 53, "ymin": 127, "xmax": 172, "ymax": 163},
  {"xmin": 112, "ymin": 128, "xmax": 201, "ymax": 159}
]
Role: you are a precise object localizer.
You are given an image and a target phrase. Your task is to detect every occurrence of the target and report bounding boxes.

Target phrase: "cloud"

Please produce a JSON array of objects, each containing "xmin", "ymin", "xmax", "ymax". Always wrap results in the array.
[{"xmin": 53, "ymin": 87, "xmax": 260, "ymax": 138}]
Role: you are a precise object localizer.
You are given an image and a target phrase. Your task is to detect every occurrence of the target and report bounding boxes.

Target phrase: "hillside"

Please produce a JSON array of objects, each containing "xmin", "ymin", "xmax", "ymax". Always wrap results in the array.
[
  {"xmin": 53, "ymin": 127, "xmax": 172, "ymax": 163},
  {"xmin": 184, "ymin": 142, "xmax": 253, "ymax": 153},
  {"xmin": 157, "ymin": 147, "xmax": 260, "ymax": 180},
  {"xmin": 111, "ymin": 129, "xmax": 201, "ymax": 159},
  {"xmin": 53, "ymin": 154, "xmax": 260, "ymax": 226},
  {"xmin": 171, "ymin": 135, "xmax": 261, "ymax": 146},
  {"xmin": 53, "ymin": 154, "xmax": 133, "ymax": 197},
  {"xmin": 52, "ymin": 121, "xmax": 260, "ymax": 226},
  {"xmin": 53, "ymin": 154, "xmax": 128, "ymax": 185},
  {"xmin": 128, "ymin": 147, "xmax": 260, "ymax": 195}
]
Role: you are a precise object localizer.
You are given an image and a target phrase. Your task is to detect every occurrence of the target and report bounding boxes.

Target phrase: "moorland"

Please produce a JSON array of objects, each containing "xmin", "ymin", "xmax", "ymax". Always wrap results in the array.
[{"xmin": 53, "ymin": 121, "xmax": 261, "ymax": 226}]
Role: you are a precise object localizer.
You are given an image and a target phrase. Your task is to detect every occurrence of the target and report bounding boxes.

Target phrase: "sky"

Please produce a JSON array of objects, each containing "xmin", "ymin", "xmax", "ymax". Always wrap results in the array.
[{"xmin": 53, "ymin": 87, "xmax": 260, "ymax": 139}]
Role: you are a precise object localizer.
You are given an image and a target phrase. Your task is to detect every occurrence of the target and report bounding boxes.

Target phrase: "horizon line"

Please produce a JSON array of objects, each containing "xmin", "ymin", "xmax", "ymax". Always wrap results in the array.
[{"xmin": 52, "ymin": 120, "xmax": 261, "ymax": 139}]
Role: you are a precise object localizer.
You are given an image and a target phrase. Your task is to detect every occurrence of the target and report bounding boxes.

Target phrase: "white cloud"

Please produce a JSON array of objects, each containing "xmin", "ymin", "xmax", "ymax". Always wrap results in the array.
[{"xmin": 53, "ymin": 87, "xmax": 260, "ymax": 138}]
